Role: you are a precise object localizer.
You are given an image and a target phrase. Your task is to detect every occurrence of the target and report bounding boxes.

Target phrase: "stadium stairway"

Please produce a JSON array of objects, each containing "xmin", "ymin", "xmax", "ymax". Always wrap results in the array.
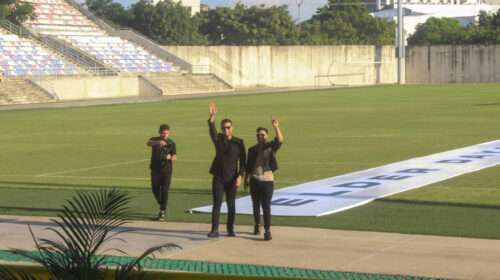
[
  {"xmin": 0, "ymin": 79, "xmax": 54, "ymax": 105},
  {"xmin": 144, "ymin": 73, "xmax": 234, "ymax": 95}
]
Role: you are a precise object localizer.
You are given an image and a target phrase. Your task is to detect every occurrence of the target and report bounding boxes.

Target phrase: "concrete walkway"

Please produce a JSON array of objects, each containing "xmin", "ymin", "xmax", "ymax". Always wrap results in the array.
[{"xmin": 1, "ymin": 215, "xmax": 499, "ymax": 279}]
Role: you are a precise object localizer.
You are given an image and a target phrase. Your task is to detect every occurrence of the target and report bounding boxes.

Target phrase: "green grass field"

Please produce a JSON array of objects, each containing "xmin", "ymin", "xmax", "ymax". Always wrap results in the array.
[{"xmin": 2, "ymin": 84, "xmax": 500, "ymax": 239}]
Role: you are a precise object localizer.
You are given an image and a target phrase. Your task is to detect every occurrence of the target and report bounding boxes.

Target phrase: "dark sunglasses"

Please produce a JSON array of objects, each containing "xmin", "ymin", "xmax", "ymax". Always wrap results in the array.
[{"xmin": 222, "ymin": 126, "xmax": 232, "ymax": 130}]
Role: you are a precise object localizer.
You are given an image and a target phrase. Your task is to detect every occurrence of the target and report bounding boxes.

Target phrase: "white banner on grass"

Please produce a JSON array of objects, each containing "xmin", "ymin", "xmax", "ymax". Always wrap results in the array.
[{"xmin": 191, "ymin": 140, "xmax": 500, "ymax": 217}]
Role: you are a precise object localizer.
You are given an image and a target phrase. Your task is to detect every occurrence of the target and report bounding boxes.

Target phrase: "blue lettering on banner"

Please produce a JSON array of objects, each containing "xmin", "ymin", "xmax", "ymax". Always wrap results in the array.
[
  {"xmin": 370, "ymin": 175, "xmax": 412, "ymax": 180},
  {"xmin": 300, "ymin": 190, "xmax": 351, "ymax": 197},
  {"xmin": 397, "ymin": 168, "xmax": 440, "ymax": 174},
  {"xmin": 482, "ymin": 150, "xmax": 500, "ymax": 154},
  {"xmin": 436, "ymin": 159, "xmax": 472, "ymax": 164},
  {"xmin": 460, "ymin": 154, "xmax": 495, "ymax": 159},
  {"xmin": 333, "ymin": 181, "xmax": 380, "ymax": 188},
  {"xmin": 191, "ymin": 140, "xmax": 500, "ymax": 216},
  {"xmin": 271, "ymin": 198, "xmax": 316, "ymax": 206}
]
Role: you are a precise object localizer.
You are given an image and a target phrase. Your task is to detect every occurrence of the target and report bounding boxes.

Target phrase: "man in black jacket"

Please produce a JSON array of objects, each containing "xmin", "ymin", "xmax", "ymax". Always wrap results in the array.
[
  {"xmin": 245, "ymin": 117, "xmax": 283, "ymax": 241},
  {"xmin": 147, "ymin": 124, "xmax": 177, "ymax": 221},
  {"xmin": 207, "ymin": 101, "xmax": 246, "ymax": 238}
]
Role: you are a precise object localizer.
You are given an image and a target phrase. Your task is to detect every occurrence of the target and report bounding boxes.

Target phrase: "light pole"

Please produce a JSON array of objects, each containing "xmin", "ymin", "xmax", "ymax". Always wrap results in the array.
[{"xmin": 397, "ymin": 0, "xmax": 405, "ymax": 84}]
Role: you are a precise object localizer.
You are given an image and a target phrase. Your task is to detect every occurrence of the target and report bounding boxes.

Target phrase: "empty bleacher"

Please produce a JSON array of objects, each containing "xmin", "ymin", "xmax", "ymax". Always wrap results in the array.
[
  {"xmin": 23, "ymin": 0, "xmax": 177, "ymax": 74},
  {"xmin": 0, "ymin": 32, "xmax": 79, "ymax": 77},
  {"xmin": 24, "ymin": 0, "xmax": 104, "ymax": 36},
  {"xmin": 63, "ymin": 36, "xmax": 175, "ymax": 73}
]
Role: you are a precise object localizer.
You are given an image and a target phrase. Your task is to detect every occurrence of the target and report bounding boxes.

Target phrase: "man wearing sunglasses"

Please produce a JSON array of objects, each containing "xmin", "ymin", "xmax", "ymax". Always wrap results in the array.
[
  {"xmin": 207, "ymin": 102, "xmax": 246, "ymax": 238},
  {"xmin": 245, "ymin": 117, "xmax": 284, "ymax": 241}
]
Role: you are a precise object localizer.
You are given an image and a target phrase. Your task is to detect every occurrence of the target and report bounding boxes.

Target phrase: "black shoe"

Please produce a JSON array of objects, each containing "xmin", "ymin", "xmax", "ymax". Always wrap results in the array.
[
  {"xmin": 253, "ymin": 225, "xmax": 260, "ymax": 235},
  {"xmin": 207, "ymin": 231, "xmax": 219, "ymax": 238},
  {"xmin": 155, "ymin": 211, "xmax": 165, "ymax": 221},
  {"xmin": 227, "ymin": 230, "xmax": 236, "ymax": 237},
  {"xmin": 264, "ymin": 231, "xmax": 272, "ymax": 241}
]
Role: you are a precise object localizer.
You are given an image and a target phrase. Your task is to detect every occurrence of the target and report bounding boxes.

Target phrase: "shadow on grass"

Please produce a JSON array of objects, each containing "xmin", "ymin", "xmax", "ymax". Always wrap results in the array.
[
  {"xmin": 474, "ymin": 103, "xmax": 500, "ymax": 106},
  {"xmin": 0, "ymin": 180, "xmax": 211, "ymax": 195}
]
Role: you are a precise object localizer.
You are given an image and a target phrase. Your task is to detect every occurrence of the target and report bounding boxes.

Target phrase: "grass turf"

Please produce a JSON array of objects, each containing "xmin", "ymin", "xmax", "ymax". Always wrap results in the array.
[{"xmin": 1, "ymin": 84, "xmax": 500, "ymax": 239}]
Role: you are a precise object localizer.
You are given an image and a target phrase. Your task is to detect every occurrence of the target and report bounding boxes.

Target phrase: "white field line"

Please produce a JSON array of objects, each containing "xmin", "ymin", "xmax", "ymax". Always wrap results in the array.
[
  {"xmin": 32, "ymin": 159, "xmax": 373, "ymax": 178},
  {"xmin": 36, "ymin": 159, "xmax": 150, "ymax": 177}
]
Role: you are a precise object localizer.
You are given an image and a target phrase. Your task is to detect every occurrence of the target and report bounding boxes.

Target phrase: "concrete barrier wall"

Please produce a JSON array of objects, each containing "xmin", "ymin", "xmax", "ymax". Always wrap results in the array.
[
  {"xmin": 164, "ymin": 46, "xmax": 397, "ymax": 88},
  {"xmin": 406, "ymin": 45, "xmax": 500, "ymax": 84},
  {"xmin": 34, "ymin": 76, "xmax": 161, "ymax": 100}
]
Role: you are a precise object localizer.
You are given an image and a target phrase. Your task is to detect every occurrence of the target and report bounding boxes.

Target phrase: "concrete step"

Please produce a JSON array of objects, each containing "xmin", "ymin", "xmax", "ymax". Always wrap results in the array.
[
  {"xmin": 0, "ymin": 80, "xmax": 54, "ymax": 105},
  {"xmin": 146, "ymin": 74, "xmax": 233, "ymax": 96}
]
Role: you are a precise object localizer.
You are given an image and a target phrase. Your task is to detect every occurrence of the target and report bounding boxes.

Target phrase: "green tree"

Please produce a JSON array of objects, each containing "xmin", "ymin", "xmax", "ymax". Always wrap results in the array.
[
  {"xmin": 199, "ymin": 4, "xmax": 301, "ymax": 45},
  {"xmin": 300, "ymin": 0, "xmax": 395, "ymax": 45},
  {"xmin": 0, "ymin": 0, "xmax": 35, "ymax": 24},
  {"xmin": 407, "ymin": 17, "xmax": 469, "ymax": 45},
  {"xmin": 85, "ymin": 0, "xmax": 133, "ymax": 27},
  {"xmin": 130, "ymin": 0, "xmax": 206, "ymax": 45}
]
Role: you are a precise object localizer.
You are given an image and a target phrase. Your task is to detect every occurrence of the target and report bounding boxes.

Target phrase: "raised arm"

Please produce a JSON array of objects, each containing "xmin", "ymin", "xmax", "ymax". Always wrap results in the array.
[
  {"xmin": 147, "ymin": 138, "xmax": 166, "ymax": 147},
  {"xmin": 208, "ymin": 101, "xmax": 218, "ymax": 143},
  {"xmin": 272, "ymin": 117, "xmax": 284, "ymax": 143}
]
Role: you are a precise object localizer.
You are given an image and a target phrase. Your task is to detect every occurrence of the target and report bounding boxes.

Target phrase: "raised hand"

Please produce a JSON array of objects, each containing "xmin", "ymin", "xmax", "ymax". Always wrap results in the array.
[
  {"xmin": 209, "ymin": 101, "xmax": 217, "ymax": 122},
  {"xmin": 271, "ymin": 116, "xmax": 279, "ymax": 128},
  {"xmin": 209, "ymin": 101, "xmax": 218, "ymax": 115}
]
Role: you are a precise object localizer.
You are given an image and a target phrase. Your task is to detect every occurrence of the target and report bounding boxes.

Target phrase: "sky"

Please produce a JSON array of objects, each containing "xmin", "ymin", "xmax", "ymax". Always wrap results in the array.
[{"xmin": 112, "ymin": 0, "xmax": 328, "ymax": 21}]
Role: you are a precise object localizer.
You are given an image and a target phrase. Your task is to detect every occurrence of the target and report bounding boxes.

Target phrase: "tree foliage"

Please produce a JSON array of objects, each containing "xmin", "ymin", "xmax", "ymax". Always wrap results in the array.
[
  {"xmin": 408, "ymin": 10, "xmax": 500, "ymax": 45},
  {"xmin": 300, "ymin": 0, "xmax": 396, "ymax": 45},
  {"xmin": 199, "ymin": 4, "xmax": 300, "ymax": 45},
  {"xmin": 0, "ymin": 0, "xmax": 35, "ymax": 24},
  {"xmin": 86, "ymin": 0, "xmax": 397, "ymax": 45}
]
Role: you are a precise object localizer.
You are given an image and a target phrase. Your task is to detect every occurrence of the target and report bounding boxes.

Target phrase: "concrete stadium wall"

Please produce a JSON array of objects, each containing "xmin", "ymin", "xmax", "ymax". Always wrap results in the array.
[
  {"xmin": 406, "ymin": 45, "xmax": 500, "ymax": 83},
  {"xmin": 164, "ymin": 46, "xmax": 397, "ymax": 88},
  {"xmin": 33, "ymin": 76, "xmax": 161, "ymax": 100}
]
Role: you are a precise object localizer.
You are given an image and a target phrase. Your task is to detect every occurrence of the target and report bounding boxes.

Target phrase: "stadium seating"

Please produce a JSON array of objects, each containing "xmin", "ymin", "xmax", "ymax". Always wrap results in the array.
[
  {"xmin": 0, "ymin": 33, "xmax": 79, "ymax": 77},
  {"xmin": 62, "ymin": 36, "xmax": 175, "ymax": 73},
  {"xmin": 24, "ymin": 0, "xmax": 104, "ymax": 36},
  {"xmin": 23, "ymin": 0, "xmax": 177, "ymax": 74}
]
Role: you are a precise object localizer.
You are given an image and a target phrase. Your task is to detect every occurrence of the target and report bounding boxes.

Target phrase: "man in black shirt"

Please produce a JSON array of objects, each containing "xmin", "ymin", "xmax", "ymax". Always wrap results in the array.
[
  {"xmin": 207, "ymin": 101, "xmax": 246, "ymax": 238},
  {"xmin": 245, "ymin": 118, "xmax": 283, "ymax": 241},
  {"xmin": 147, "ymin": 124, "xmax": 177, "ymax": 221}
]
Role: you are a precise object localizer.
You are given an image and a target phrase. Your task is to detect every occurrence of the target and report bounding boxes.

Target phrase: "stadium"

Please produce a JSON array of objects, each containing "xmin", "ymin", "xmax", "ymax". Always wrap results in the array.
[{"xmin": 1, "ymin": 0, "xmax": 500, "ymax": 279}]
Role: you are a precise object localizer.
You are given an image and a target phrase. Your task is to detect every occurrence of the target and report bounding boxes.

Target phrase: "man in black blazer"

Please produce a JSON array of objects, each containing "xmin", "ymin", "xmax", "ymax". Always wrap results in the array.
[{"xmin": 207, "ymin": 101, "xmax": 246, "ymax": 238}]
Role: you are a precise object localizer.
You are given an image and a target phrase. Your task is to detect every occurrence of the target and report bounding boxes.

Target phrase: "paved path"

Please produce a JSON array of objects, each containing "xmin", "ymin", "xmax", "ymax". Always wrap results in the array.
[{"xmin": 1, "ymin": 215, "xmax": 499, "ymax": 279}]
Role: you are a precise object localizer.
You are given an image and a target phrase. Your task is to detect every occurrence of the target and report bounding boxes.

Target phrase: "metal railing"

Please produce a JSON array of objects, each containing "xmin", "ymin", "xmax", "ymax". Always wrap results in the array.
[
  {"xmin": 115, "ymin": 29, "xmax": 193, "ymax": 72},
  {"xmin": 0, "ymin": 19, "xmax": 37, "ymax": 39},
  {"xmin": 40, "ymin": 35, "xmax": 118, "ymax": 76},
  {"xmin": 63, "ymin": 0, "xmax": 194, "ymax": 72}
]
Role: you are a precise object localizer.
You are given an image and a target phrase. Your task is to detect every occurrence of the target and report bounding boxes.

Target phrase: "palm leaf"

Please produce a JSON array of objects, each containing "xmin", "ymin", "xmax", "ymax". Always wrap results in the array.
[
  {"xmin": 0, "ymin": 266, "xmax": 45, "ymax": 280},
  {"xmin": 114, "ymin": 243, "xmax": 182, "ymax": 280},
  {"xmin": 6, "ymin": 188, "xmax": 182, "ymax": 280}
]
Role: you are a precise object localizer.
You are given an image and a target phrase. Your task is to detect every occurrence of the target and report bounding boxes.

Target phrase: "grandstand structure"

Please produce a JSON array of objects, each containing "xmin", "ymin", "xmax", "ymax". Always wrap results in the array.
[
  {"xmin": 0, "ymin": 0, "xmax": 231, "ymax": 105},
  {"xmin": 0, "ymin": 28, "xmax": 80, "ymax": 77}
]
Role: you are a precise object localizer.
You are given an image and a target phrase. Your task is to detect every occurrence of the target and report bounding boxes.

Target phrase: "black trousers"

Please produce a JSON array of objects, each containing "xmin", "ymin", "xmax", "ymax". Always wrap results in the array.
[
  {"xmin": 250, "ymin": 178, "xmax": 274, "ymax": 231},
  {"xmin": 211, "ymin": 176, "xmax": 237, "ymax": 232},
  {"xmin": 151, "ymin": 171, "xmax": 172, "ymax": 211}
]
